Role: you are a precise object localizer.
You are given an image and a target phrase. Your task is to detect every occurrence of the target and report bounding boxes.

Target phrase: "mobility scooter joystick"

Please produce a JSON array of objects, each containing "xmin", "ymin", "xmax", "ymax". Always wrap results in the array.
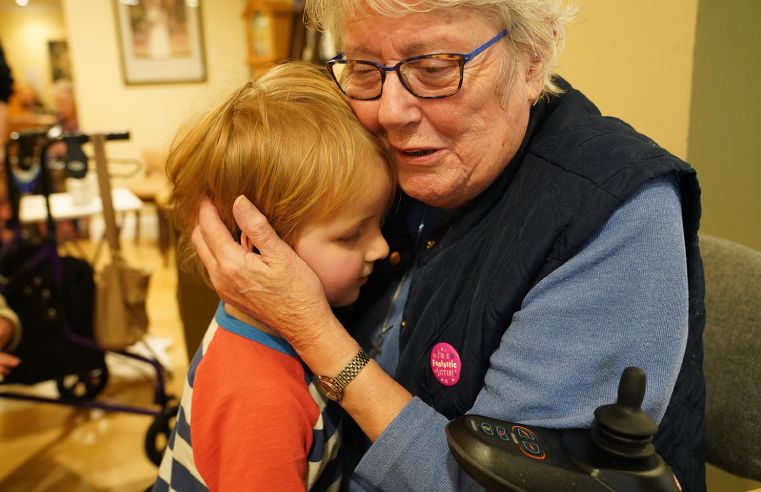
[{"xmin": 445, "ymin": 367, "xmax": 681, "ymax": 491}]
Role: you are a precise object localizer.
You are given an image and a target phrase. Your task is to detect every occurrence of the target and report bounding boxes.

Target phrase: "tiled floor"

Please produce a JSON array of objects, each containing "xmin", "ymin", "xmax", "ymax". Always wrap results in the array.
[{"xmin": 0, "ymin": 222, "xmax": 189, "ymax": 492}]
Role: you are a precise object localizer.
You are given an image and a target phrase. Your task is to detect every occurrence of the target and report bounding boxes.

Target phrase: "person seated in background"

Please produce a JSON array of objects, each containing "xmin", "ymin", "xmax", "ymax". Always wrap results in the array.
[
  {"xmin": 153, "ymin": 62, "xmax": 394, "ymax": 491},
  {"xmin": 5, "ymin": 83, "xmax": 56, "ymax": 137},
  {"xmin": 46, "ymin": 79, "xmax": 80, "ymax": 195},
  {"xmin": 50, "ymin": 79, "xmax": 78, "ymax": 133},
  {"xmin": 0, "ymin": 294, "xmax": 22, "ymax": 379},
  {"xmin": 1, "ymin": 40, "xmax": 14, "ymax": 244},
  {"xmin": 0, "ymin": 41, "xmax": 12, "ymax": 148}
]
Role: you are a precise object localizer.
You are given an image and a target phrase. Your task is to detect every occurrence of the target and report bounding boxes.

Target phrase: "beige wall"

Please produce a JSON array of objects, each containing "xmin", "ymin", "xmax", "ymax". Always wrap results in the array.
[
  {"xmin": 5, "ymin": 0, "xmax": 699, "ymax": 165},
  {"xmin": 559, "ymin": 0, "xmax": 699, "ymax": 159},
  {"xmin": 61, "ymin": 0, "xmax": 249, "ymax": 164},
  {"xmin": 0, "ymin": 5, "xmax": 67, "ymax": 107}
]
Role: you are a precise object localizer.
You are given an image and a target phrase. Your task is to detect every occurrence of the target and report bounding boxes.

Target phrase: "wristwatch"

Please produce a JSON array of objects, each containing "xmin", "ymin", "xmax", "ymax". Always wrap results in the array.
[{"xmin": 315, "ymin": 348, "xmax": 371, "ymax": 401}]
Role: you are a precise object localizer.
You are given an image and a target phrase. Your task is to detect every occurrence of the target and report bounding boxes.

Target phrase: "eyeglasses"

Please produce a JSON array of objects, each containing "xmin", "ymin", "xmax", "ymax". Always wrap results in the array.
[{"xmin": 326, "ymin": 30, "xmax": 509, "ymax": 100}]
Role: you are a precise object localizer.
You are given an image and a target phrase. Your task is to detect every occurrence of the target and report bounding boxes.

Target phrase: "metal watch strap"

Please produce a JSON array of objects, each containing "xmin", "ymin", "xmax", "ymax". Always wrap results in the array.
[{"xmin": 316, "ymin": 348, "xmax": 371, "ymax": 401}]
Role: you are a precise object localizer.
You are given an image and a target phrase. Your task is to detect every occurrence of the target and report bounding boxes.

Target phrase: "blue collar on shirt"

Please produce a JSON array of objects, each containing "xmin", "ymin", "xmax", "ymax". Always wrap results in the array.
[{"xmin": 214, "ymin": 302, "xmax": 298, "ymax": 358}]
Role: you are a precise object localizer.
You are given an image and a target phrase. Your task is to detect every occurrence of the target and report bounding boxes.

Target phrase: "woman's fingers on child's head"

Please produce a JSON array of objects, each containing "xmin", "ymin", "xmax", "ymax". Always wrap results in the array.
[
  {"xmin": 232, "ymin": 195, "xmax": 282, "ymax": 259},
  {"xmin": 192, "ymin": 225, "xmax": 215, "ymax": 269},
  {"xmin": 239, "ymin": 232, "xmax": 260, "ymax": 254},
  {"xmin": 197, "ymin": 196, "xmax": 243, "ymax": 256},
  {"xmin": 193, "ymin": 224, "xmax": 231, "ymax": 299}
]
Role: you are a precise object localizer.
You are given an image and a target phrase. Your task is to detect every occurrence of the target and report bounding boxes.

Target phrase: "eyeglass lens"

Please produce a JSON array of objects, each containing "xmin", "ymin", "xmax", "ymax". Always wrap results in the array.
[{"xmin": 330, "ymin": 55, "xmax": 464, "ymax": 100}]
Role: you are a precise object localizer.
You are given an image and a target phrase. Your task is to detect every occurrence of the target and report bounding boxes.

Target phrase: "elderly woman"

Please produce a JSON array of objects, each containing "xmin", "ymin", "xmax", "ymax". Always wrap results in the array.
[{"xmin": 193, "ymin": 0, "xmax": 705, "ymax": 490}]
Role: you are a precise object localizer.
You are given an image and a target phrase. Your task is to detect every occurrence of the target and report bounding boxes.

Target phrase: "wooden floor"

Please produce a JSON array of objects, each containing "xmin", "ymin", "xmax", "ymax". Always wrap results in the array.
[
  {"xmin": 0, "ymin": 218, "xmax": 189, "ymax": 492},
  {"xmin": 1, "ymin": 216, "xmax": 760, "ymax": 491}
]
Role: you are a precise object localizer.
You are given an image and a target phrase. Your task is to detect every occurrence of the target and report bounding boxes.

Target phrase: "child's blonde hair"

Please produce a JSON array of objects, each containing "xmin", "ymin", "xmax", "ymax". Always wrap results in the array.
[{"xmin": 168, "ymin": 61, "xmax": 393, "ymax": 275}]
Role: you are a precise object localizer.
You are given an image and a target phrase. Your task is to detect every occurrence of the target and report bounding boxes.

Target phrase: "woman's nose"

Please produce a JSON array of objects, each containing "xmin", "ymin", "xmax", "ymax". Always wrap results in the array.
[{"xmin": 377, "ymin": 72, "xmax": 422, "ymax": 131}]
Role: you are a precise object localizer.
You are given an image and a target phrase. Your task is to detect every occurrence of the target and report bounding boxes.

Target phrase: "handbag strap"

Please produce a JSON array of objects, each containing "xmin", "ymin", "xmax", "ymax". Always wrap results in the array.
[{"xmin": 92, "ymin": 133, "xmax": 121, "ymax": 255}]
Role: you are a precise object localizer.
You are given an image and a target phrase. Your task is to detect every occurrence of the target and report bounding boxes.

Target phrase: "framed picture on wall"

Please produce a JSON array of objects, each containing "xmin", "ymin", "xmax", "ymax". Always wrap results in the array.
[
  {"xmin": 114, "ymin": 0, "xmax": 206, "ymax": 84},
  {"xmin": 48, "ymin": 40, "xmax": 73, "ymax": 81}
]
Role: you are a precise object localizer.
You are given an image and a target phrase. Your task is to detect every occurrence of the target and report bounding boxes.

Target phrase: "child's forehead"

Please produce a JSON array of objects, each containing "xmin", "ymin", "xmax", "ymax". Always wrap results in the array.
[
  {"xmin": 336, "ymin": 153, "xmax": 391, "ymax": 188},
  {"xmin": 354, "ymin": 159, "xmax": 394, "ymax": 195},
  {"xmin": 314, "ymin": 161, "xmax": 393, "ymax": 215}
]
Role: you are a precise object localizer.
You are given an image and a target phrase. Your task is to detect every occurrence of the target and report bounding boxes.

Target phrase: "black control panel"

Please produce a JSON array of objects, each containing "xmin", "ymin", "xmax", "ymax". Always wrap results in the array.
[
  {"xmin": 472, "ymin": 420, "xmax": 549, "ymax": 462},
  {"xmin": 446, "ymin": 367, "xmax": 681, "ymax": 492}
]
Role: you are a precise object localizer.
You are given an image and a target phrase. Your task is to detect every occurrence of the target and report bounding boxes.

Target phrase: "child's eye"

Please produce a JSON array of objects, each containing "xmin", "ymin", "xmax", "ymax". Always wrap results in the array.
[{"xmin": 339, "ymin": 230, "xmax": 361, "ymax": 243}]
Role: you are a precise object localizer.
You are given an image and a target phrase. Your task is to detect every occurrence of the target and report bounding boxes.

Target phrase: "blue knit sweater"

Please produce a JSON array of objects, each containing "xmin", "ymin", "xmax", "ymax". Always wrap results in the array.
[{"xmin": 351, "ymin": 175, "xmax": 687, "ymax": 490}]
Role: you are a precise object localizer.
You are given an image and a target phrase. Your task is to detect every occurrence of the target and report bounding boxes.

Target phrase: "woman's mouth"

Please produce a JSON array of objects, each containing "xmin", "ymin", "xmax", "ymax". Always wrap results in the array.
[
  {"xmin": 394, "ymin": 147, "xmax": 439, "ymax": 162},
  {"xmin": 402, "ymin": 148, "xmax": 436, "ymax": 157}
]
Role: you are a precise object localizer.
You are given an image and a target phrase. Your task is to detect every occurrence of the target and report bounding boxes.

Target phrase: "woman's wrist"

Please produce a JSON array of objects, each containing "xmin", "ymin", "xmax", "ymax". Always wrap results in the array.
[
  {"xmin": 290, "ymin": 314, "xmax": 413, "ymax": 442},
  {"xmin": 292, "ymin": 314, "xmax": 362, "ymax": 377},
  {"xmin": 340, "ymin": 359, "xmax": 413, "ymax": 442}
]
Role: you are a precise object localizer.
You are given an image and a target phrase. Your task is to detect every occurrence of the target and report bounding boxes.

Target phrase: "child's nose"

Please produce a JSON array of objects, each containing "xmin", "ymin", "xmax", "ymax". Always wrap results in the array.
[{"xmin": 367, "ymin": 233, "xmax": 390, "ymax": 262}]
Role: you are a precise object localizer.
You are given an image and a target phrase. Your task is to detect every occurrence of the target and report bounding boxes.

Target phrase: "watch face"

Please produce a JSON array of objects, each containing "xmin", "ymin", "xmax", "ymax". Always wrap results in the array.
[{"xmin": 317, "ymin": 377, "xmax": 341, "ymax": 401}]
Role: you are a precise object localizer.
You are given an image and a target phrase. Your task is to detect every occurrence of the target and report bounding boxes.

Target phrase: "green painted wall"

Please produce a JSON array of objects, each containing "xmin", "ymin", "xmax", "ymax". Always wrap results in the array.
[
  {"xmin": 688, "ymin": 0, "xmax": 761, "ymax": 251},
  {"xmin": 691, "ymin": 7, "xmax": 761, "ymax": 492}
]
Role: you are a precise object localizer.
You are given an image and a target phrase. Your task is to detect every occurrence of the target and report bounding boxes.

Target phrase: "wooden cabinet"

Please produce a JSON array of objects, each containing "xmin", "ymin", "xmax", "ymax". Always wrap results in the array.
[{"xmin": 243, "ymin": 0, "xmax": 294, "ymax": 73}]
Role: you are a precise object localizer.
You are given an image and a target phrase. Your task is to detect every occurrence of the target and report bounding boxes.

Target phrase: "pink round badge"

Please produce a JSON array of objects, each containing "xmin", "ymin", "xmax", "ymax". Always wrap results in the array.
[{"xmin": 430, "ymin": 342, "xmax": 462, "ymax": 387}]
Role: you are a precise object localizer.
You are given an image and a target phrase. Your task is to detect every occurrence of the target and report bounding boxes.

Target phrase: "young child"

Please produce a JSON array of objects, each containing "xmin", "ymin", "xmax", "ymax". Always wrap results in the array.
[{"xmin": 153, "ymin": 62, "xmax": 394, "ymax": 491}]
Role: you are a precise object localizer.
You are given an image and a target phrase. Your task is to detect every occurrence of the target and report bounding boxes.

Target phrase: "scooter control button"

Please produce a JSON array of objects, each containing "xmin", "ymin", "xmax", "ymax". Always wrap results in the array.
[
  {"xmin": 496, "ymin": 426, "xmax": 509, "ymax": 441},
  {"xmin": 519, "ymin": 440, "xmax": 546, "ymax": 460},
  {"xmin": 515, "ymin": 426, "xmax": 537, "ymax": 440},
  {"xmin": 479, "ymin": 422, "xmax": 494, "ymax": 436},
  {"xmin": 522, "ymin": 441, "xmax": 541, "ymax": 455}
]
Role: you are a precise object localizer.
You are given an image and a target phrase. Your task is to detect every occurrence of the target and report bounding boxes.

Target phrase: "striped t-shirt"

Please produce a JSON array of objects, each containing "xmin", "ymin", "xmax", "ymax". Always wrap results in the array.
[{"xmin": 153, "ymin": 303, "xmax": 342, "ymax": 491}]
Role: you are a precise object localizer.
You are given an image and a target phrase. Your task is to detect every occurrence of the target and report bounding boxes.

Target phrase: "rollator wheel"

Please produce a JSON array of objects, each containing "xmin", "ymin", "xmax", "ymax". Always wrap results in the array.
[
  {"xmin": 145, "ymin": 404, "xmax": 179, "ymax": 466},
  {"xmin": 55, "ymin": 361, "xmax": 110, "ymax": 400}
]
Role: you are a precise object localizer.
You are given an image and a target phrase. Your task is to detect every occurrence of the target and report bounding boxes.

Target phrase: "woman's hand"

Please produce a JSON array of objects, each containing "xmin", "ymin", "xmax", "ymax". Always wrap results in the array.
[
  {"xmin": 0, "ymin": 352, "xmax": 19, "ymax": 377},
  {"xmin": 194, "ymin": 195, "xmax": 413, "ymax": 441},
  {"xmin": 0, "ymin": 318, "xmax": 20, "ymax": 377},
  {"xmin": 193, "ymin": 195, "xmax": 333, "ymax": 350}
]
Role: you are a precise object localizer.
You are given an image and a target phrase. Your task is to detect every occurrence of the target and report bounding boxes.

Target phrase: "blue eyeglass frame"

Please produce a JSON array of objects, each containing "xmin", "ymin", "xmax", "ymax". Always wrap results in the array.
[{"xmin": 326, "ymin": 29, "xmax": 509, "ymax": 100}]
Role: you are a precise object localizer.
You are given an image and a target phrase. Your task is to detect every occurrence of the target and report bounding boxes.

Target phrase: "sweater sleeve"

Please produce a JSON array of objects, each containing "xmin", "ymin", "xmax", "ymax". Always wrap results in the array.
[{"xmin": 350, "ymin": 175, "xmax": 689, "ymax": 490}]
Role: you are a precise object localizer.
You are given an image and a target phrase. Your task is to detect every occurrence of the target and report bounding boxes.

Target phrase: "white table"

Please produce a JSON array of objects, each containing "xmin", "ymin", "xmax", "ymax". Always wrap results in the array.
[{"xmin": 19, "ymin": 187, "xmax": 143, "ymax": 224}]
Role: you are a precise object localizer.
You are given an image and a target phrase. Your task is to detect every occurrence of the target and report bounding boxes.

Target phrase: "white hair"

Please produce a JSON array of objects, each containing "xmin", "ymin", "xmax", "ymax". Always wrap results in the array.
[{"xmin": 306, "ymin": 0, "xmax": 577, "ymax": 99}]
